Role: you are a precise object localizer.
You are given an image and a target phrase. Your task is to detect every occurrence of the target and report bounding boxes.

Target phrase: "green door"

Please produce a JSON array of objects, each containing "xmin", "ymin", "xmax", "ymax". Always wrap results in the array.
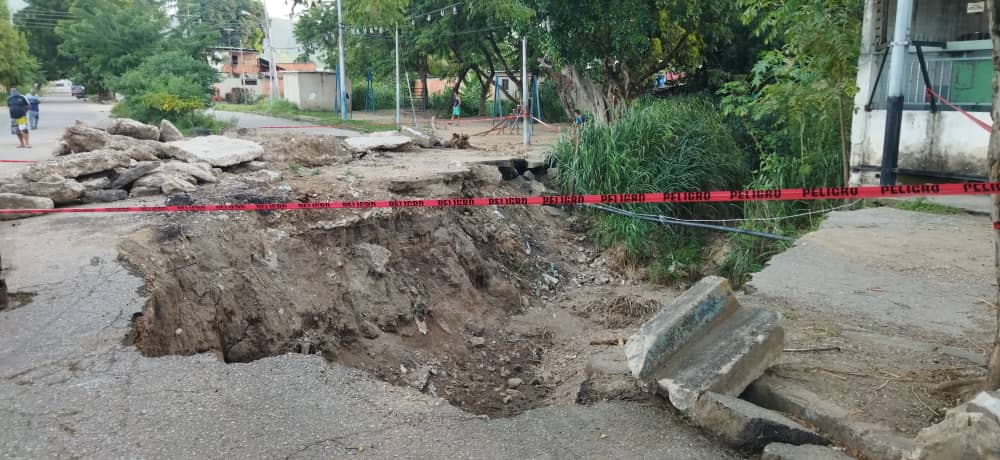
[{"xmin": 950, "ymin": 60, "xmax": 992, "ymax": 104}]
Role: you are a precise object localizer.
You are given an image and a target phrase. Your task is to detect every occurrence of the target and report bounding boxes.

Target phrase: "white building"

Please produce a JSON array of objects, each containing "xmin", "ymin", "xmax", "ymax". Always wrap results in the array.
[{"xmin": 851, "ymin": 0, "xmax": 992, "ymax": 183}]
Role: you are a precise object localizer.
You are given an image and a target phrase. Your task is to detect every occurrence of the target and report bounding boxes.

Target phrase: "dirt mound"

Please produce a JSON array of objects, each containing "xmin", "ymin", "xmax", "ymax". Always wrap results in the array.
[
  {"xmin": 119, "ymin": 180, "xmax": 572, "ymax": 416},
  {"xmin": 242, "ymin": 131, "xmax": 350, "ymax": 166}
]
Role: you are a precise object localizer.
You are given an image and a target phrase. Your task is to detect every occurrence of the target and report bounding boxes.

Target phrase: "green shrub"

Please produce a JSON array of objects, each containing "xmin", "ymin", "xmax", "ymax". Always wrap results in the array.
[
  {"xmin": 351, "ymin": 81, "xmax": 396, "ymax": 111},
  {"xmin": 548, "ymin": 95, "xmax": 749, "ymax": 277},
  {"xmin": 111, "ymin": 50, "xmax": 218, "ymax": 126}
]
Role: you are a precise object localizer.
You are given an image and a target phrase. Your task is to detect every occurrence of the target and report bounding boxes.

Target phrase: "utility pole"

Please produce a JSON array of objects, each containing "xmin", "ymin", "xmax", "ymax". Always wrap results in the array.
[
  {"xmin": 264, "ymin": 16, "xmax": 277, "ymax": 110},
  {"xmin": 879, "ymin": 0, "xmax": 914, "ymax": 186},
  {"xmin": 522, "ymin": 36, "xmax": 529, "ymax": 146},
  {"xmin": 336, "ymin": 0, "xmax": 347, "ymax": 121},
  {"xmin": 395, "ymin": 25, "xmax": 400, "ymax": 130}
]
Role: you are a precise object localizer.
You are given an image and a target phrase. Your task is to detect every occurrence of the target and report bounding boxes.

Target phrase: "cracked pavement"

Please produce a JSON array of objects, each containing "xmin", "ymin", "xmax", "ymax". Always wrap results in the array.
[{"xmin": 1, "ymin": 211, "xmax": 740, "ymax": 459}]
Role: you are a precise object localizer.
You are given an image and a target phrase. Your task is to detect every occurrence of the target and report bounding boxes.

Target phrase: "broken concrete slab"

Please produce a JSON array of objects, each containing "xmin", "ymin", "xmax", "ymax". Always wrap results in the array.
[
  {"xmin": 111, "ymin": 161, "xmax": 162, "ymax": 190},
  {"xmin": 0, "ymin": 193, "xmax": 54, "ymax": 220},
  {"xmin": 762, "ymin": 443, "xmax": 852, "ymax": 460},
  {"xmin": 108, "ymin": 118, "xmax": 160, "ymax": 141},
  {"xmin": 1, "ymin": 175, "xmax": 84, "ymax": 205},
  {"xmin": 82, "ymin": 189, "xmax": 128, "ymax": 203},
  {"xmin": 168, "ymin": 136, "xmax": 264, "ymax": 167},
  {"xmin": 655, "ymin": 306, "xmax": 783, "ymax": 411},
  {"xmin": 400, "ymin": 126, "xmax": 439, "ymax": 148},
  {"xmin": 626, "ymin": 276, "xmax": 741, "ymax": 382},
  {"xmin": 159, "ymin": 119, "xmax": 184, "ymax": 142},
  {"xmin": 343, "ymin": 134, "xmax": 412, "ymax": 153},
  {"xmin": 691, "ymin": 392, "xmax": 828, "ymax": 453},
  {"xmin": 23, "ymin": 150, "xmax": 133, "ymax": 181},
  {"xmin": 745, "ymin": 373, "xmax": 914, "ymax": 460},
  {"xmin": 908, "ymin": 401, "xmax": 1000, "ymax": 460}
]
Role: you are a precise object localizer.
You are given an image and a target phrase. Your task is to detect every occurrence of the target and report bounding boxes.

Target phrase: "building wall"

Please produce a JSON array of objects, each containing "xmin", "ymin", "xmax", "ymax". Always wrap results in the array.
[
  {"xmin": 284, "ymin": 72, "xmax": 352, "ymax": 111},
  {"xmin": 850, "ymin": 0, "xmax": 994, "ymax": 182}
]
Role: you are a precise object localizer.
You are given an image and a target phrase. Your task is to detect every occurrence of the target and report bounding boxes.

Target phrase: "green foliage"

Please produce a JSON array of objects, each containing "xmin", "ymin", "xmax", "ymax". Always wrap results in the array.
[
  {"xmin": 0, "ymin": 0, "xmax": 41, "ymax": 88},
  {"xmin": 716, "ymin": 0, "xmax": 863, "ymax": 286},
  {"xmin": 351, "ymin": 81, "xmax": 396, "ymax": 111},
  {"xmin": 548, "ymin": 96, "xmax": 749, "ymax": 272},
  {"xmin": 56, "ymin": 0, "xmax": 169, "ymax": 95},
  {"xmin": 115, "ymin": 51, "xmax": 218, "ymax": 99},
  {"xmin": 13, "ymin": 0, "xmax": 73, "ymax": 81},
  {"xmin": 531, "ymin": 0, "xmax": 739, "ymax": 103},
  {"xmin": 111, "ymin": 50, "xmax": 218, "ymax": 125}
]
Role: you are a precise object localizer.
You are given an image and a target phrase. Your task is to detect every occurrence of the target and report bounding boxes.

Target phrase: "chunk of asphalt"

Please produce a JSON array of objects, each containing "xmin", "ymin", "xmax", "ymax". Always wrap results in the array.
[{"xmin": 691, "ymin": 392, "xmax": 829, "ymax": 453}]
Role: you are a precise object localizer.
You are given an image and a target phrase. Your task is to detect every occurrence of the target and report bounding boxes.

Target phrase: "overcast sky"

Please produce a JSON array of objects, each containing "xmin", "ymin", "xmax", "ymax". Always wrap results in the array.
[{"xmin": 265, "ymin": 0, "xmax": 295, "ymax": 19}]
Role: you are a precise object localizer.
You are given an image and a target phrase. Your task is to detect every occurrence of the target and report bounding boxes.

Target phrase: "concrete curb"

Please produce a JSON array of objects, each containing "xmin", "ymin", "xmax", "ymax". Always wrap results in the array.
[{"xmin": 744, "ymin": 373, "xmax": 914, "ymax": 460}]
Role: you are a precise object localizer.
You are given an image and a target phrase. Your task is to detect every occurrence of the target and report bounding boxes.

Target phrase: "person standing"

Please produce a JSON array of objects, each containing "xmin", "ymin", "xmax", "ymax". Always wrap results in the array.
[
  {"xmin": 7, "ymin": 87, "xmax": 31, "ymax": 148},
  {"xmin": 26, "ymin": 90, "xmax": 40, "ymax": 130},
  {"xmin": 450, "ymin": 92, "xmax": 462, "ymax": 124}
]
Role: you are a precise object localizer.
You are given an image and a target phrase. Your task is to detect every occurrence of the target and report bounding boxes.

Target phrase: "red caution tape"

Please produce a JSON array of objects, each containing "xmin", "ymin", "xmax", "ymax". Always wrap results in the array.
[
  {"xmin": 994, "ymin": 222, "xmax": 1000, "ymax": 230},
  {"xmin": 926, "ymin": 88, "xmax": 993, "ymax": 133},
  {"xmin": 1, "ymin": 182, "xmax": 998, "ymax": 216}
]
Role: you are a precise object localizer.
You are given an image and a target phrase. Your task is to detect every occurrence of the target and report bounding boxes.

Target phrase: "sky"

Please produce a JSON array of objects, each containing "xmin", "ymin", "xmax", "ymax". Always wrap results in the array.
[{"xmin": 265, "ymin": 0, "xmax": 296, "ymax": 20}]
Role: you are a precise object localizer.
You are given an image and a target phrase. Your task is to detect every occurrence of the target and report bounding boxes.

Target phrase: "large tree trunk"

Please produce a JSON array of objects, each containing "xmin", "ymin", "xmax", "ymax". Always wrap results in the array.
[
  {"xmin": 984, "ymin": 0, "xmax": 1000, "ymax": 390},
  {"xmin": 551, "ymin": 65, "xmax": 609, "ymax": 123}
]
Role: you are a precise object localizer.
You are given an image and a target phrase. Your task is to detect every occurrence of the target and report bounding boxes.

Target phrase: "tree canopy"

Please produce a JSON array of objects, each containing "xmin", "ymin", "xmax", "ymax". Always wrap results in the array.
[
  {"xmin": 0, "ymin": 0, "xmax": 41, "ymax": 87},
  {"xmin": 13, "ymin": 0, "xmax": 73, "ymax": 81}
]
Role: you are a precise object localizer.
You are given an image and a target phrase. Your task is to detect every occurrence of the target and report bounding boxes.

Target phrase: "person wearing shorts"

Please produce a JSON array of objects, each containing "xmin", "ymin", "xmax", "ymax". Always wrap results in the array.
[
  {"xmin": 7, "ymin": 88, "xmax": 30, "ymax": 148},
  {"xmin": 450, "ymin": 93, "xmax": 461, "ymax": 123}
]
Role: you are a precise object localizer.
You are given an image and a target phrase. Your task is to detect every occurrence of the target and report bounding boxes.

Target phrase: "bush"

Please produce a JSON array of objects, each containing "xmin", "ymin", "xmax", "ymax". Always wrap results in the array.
[
  {"xmin": 548, "ymin": 95, "xmax": 749, "ymax": 281},
  {"xmin": 351, "ymin": 81, "xmax": 395, "ymax": 111},
  {"xmin": 111, "ymin": 50, "xmax": 218, "ymax": 126}
]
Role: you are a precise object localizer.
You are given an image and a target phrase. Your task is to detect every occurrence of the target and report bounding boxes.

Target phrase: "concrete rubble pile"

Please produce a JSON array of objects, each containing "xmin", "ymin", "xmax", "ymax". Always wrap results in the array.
[{"xmin": 0, "ymin": 119, "xmax": 267, "ymax": 219}]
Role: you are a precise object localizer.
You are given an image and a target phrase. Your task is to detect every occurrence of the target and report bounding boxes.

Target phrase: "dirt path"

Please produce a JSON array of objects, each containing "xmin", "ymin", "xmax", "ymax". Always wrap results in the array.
[{"xmin": 741, "ymin": 206, "xmax": 994, "ymax": 435}]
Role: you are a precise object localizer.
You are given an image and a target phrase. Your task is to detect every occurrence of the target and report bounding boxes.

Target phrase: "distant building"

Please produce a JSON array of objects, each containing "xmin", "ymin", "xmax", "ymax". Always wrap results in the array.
[
  {"xmin": 851, "ymin": 0, "xmax": 992, "ymax": 183},
  {"xmin": 208, "ymin": 47, "xmax": 286, "ymax": 102}
]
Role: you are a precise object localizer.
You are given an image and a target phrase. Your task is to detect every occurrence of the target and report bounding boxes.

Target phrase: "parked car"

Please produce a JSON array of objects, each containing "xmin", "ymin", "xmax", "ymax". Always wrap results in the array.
[{"xmin": 71, "ymin": 85, "xmax": 85, "ymax": 99}]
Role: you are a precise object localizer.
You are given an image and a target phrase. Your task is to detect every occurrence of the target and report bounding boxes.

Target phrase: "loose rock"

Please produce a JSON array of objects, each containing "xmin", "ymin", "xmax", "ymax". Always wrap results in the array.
[
  {"xmin": 343, "ymin": 134, "xmax": 412, "ymax": 153},
  {"xmin": 0, "ymin": 193, "xmax": 55, "ymax": 220},
  {"xmin": 111, "ymin": 161, "xmax": 162, "ymax": 189},
  {"xmin": 82, "ymin": 189, "xmax": 128, "ymax": 203},
  {"xmin": 400, "ymin": 126, "xmax": 439, "ymax": 148},
  {"xmin": 691, "ymin": 392, "xmax": 829, "ymax": 453},
  {"xmin": 108, "ymin": 118, "xmax": 160, "ymax": 141},
  {"xmin": 762, "ymin": 443, "xmax": 852, "ymax": 460},
  {"xmin": 129, "ymin": 186, "xmax": 161, "ymax": 198},
  {"xmin": 1, "ymin": 175, "xmax": 84, "ymax": 205},
  {"xmin": 507, "ymin": 378, "xmax": 523, "ymax": 389},
  {"xmin": 79, "ymin": 177, "xmax": 111, "ymax": 191},
  {"xmin": 159, "ymin": 119, "xmax": 184, "ymax": 142},
  {"xmin": 23, "ymin": 150, "xmax": 132, "ymax": 181},
  {"xmin": 161, "ymin": 176, "xmax": 197, "ymax": 194}
]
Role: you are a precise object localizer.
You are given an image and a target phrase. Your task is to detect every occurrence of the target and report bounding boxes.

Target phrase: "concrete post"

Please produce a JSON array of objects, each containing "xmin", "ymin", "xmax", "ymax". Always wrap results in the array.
[
  {"xmin": 522, "ymin": 36, "xmax": 529, "ymax": 146},
  {"xmin": 336, "ymin": 0, "xmax": 347, "ymax": 121},
  {"xmin": 880, "ymin": 0, "xmax": 915, "ymax": 186},
  {"xmin": 0, "ymin": 249, "xmax": 7, "ymax": 311},
  {"xmin": 395, "ymin": 25, "xmax": 401, "ymax": 130}
]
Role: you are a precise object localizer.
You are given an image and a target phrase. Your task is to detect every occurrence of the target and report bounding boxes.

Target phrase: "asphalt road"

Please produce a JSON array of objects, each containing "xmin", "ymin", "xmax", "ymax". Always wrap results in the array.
[{"xmin": 0, "ymin": 93, "xmax": 112, "ymax": 179}]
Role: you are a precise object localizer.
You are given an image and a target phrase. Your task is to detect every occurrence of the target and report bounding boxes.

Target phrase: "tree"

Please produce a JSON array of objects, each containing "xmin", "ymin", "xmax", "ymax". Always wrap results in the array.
[
  {"xmin": 530, "ymin": 0, "xmax": 738, "ymax": 121},
  {"xmin": 175, "ymin": 0, "xmax": 265, "ymax": 51},
  {"xmin": 0, "ymin": 0, "xmax": 41, "ymax": 87},
  {"xmin": 55, "ymin": 0, "xmax": 168, "ymax": 95},
  {"xmin": 13, "ymin": 0, "xmax": 74, "ymax": 81},
  {"xmin": 984, "ymin": 0, "xmax": 1000, "ymax": 391}
]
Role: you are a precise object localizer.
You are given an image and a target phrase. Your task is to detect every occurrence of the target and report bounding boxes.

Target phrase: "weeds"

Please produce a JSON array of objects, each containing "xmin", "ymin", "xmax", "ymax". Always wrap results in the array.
[
  {"xmin": 891, "ymin": 198, "xmax": 964, "ymax": 215},
  {"xmin": 547, "ymin": 95, "xmax": 749, "ymax": 279}
]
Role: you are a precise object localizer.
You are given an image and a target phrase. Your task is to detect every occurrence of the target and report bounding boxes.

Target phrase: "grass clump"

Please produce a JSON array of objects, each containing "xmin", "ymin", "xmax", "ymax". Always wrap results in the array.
[
  {"xmin": 891, "ymin": 198, "xmax": 964, "ymax": 215},
  {"xmin": 548, "ymin": 95, "xmax": 749, "ymax": 281}
]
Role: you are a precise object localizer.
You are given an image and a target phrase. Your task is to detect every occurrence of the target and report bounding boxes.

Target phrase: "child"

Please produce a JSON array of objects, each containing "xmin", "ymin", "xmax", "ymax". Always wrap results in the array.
[{"xmin": 450, "ymin": 92, "xmax": 462, "ymax": 123}]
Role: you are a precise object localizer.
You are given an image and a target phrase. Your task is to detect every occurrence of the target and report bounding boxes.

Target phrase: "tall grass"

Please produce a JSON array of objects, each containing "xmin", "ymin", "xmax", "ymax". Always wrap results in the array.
[{"xmin": 548, "ymin": 95, "xmax": 749, "ymax": 281}]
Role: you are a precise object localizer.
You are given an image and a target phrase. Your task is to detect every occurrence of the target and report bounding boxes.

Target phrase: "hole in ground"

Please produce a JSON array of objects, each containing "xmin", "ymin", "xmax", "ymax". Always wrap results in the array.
[{"xmin": 119, "ymin": 200, "xmax": 566, "ymax": 418}]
